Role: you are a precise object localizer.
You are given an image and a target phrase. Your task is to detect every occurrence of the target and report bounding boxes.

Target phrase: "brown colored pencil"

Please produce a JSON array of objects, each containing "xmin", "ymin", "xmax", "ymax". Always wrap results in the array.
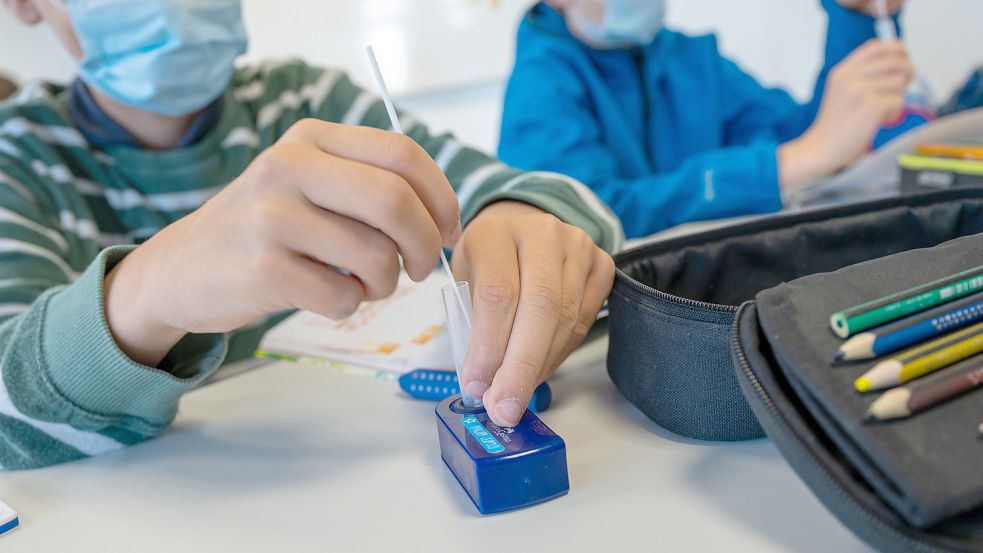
[{"xmin": 865, "ymin": 356, "xmax": 983, "ymax": 421}]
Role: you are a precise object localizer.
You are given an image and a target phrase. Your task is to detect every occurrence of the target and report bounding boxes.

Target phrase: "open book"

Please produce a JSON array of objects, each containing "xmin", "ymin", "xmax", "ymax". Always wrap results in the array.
[{"xmin": 257, "ymin": 271, "xmax": 454, "ymax": 375}]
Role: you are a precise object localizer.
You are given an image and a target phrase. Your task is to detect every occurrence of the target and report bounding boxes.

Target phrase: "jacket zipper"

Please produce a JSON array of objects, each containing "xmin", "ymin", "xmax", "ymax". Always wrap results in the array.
[
  {"xmin": 633, "ymin": 47, "xmax": 656, "ymax": 171},
  {"xmin": 730, "ymin": 301, "xmax": 959, "ymax": 553}
]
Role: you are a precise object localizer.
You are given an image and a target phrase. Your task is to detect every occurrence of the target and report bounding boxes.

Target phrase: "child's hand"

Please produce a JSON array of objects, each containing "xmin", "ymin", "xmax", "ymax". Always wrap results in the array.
[
  {"xmin": 451, "ymin": 201, "xmax": 615, "ymax": 427},
  {"xmin": 836, "ymin": 0, "xmax": 904, "ymax": 16},
  {"xmin": 104, "ymin": 119, "xmax": 461, "ymax": 366},
  {"xmin": 778, "ymin": 39, "xmax": 913, "ymax": 188}
]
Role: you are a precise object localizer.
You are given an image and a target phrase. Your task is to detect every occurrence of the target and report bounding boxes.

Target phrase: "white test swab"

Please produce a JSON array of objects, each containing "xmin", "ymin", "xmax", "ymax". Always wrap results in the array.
[
  {"xmin": 365, "ymin": 45, "xmax": 472, "ymax": 331},
  {"xmin": 874, "ymin": 0, "xmax": 897, "ymax": 42}
]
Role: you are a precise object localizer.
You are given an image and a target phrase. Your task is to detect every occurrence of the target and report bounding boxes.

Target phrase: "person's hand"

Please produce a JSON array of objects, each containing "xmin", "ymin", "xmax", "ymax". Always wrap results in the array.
[
  {"xmin": 778, "ymin": 39, "xmax": 913, "ymax": 188},
  {"xmin": 104, "ymin": 119, "xmax": 461, "ymax": 366},
  {"xmin": 452, "ymin": 201, "xmax": 615, "ymax": 427},
  {"xmin": 836, "ymin": 0, "xmax": 903, "ymax": 16}
]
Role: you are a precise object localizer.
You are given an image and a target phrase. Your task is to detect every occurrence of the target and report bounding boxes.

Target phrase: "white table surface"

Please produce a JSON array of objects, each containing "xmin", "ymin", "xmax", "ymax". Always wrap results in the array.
[{"xmin": 0, "ymin": 337, "xmax": 874, "ymax": 553}]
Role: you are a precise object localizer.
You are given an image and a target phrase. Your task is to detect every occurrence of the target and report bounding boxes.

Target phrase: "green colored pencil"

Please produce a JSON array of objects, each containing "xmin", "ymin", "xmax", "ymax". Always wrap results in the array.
[{"xmin": 830, "ymin": 265, "xmax": 983, "ymax": 338}]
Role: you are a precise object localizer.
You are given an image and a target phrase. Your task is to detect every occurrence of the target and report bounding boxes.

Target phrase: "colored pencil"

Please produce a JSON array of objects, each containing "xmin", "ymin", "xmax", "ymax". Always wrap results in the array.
[
  {"xmin": 915, "ymin": 143, "xmax": 983, "ymax": 161},
  {"xmin": 855, "ymin": 321, "xmax": 983, "ymax": 392},
  {"xmin": 836, "ymin": 292, "xmax": 983, "ymax": 361},
  {"xmin": 864, "ymin": 356, "xmax": 983, "ymax": 420},
  {"xmin": 830, "ymin": 265, "xmax": 983, "ymax": 338}
]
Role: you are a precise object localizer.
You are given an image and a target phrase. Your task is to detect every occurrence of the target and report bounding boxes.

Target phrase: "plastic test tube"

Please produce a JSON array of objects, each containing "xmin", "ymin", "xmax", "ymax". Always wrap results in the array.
[
  {"xmin": 874, "ymin": 0, "xmax": 897, "ymax": 42},
  {"xmin": 442, "ymin": 281, "xmax": 481, "ymax": 408}
]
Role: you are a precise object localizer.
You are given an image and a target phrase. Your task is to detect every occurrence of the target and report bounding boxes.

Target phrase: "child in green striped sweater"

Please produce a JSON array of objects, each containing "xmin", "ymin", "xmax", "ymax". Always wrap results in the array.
[{"xmin": 0, "ymin": 0, "xmax": 623, "ymax": 468}]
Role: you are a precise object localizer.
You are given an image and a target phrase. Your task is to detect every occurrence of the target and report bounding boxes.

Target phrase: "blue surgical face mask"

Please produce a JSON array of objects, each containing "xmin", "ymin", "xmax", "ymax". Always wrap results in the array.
[
  {"xmin": 570, "ymin": 0, "xmax": 667, "ymax": 47},
  {"xmin": 58, "ymin": 0, "xmax": 248, "ymax": 116}
]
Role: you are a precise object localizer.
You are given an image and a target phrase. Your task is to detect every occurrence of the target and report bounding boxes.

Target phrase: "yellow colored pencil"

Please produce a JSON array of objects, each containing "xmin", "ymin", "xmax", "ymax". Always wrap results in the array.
[{"xmin": 855, "ymin": 321, "xmax": 983, "ymax": 392}]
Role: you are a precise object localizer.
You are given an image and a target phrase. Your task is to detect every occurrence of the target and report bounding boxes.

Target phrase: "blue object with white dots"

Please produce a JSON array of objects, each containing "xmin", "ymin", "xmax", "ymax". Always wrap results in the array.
[
  {"xmin": 436, "ymin": 395, "xmax": 568, "ymax": 514},
  {"xmin": 398, "ymin": 369, "xmax": 551, "ymax": 412}
]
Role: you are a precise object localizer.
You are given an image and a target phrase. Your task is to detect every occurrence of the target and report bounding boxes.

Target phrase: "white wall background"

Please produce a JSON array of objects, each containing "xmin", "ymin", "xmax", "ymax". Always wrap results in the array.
[{"xmin": 2, "ymin": 0, "xmax": 982, "ymax": 152}]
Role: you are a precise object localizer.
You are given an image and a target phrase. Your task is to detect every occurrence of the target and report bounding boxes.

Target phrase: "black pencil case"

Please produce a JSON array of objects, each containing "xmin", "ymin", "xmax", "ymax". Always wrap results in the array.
[{"xmin": 607, "ymin": 187, "xmax": 983, "ymax": 552}]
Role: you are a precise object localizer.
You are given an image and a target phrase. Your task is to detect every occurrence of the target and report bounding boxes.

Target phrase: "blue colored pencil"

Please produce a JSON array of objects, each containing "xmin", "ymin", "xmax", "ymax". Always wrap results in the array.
[{"xmin": 836, "ymin": 295, "xmax": 983, "ymax": 361}]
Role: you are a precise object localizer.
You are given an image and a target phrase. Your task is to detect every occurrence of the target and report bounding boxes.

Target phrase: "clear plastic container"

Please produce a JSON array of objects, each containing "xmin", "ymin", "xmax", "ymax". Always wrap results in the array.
[{"xmin": 442, "ymin": 281, "xmax": 481, "ymax": 408}]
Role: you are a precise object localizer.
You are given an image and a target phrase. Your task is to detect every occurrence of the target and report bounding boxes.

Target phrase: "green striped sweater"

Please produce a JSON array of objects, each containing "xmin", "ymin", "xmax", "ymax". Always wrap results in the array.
[{"xmin": 0, "ymin": 60, "xmax": 622, "ymax": 469}]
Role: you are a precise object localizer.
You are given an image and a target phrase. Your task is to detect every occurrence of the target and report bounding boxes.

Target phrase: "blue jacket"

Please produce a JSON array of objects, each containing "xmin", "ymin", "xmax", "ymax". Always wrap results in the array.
[{"xmin": 499, "ymin": 1, "xmax": 891, "ymax": 238}]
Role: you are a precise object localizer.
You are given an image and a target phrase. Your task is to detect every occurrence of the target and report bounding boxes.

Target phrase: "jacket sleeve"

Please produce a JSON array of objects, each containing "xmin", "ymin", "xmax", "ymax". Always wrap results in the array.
[
  {"xmin": 0, "ymin": 158, "xmax": 227, "ymax": 469},
  {"xmin": 722, "ymin": 0, "xmax": 892, "ymax": 145}
]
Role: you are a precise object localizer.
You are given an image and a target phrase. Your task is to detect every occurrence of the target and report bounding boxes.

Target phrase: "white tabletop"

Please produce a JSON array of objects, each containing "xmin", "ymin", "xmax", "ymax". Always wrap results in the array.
[{"xmin": 0, "ymin": 338, "xmax": 873, "ymax": 552}]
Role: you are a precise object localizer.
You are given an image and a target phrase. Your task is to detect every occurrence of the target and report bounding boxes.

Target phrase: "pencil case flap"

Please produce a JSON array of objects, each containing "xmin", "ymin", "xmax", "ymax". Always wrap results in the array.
[
  {"xmin": 754, "ymin": 231, "xmax": 983, "ymax": 528},
  {"xmin": 733, "ymin": 302, "xmax": 983, "ymax": 553},
  {"xmin": 609, "ymin": 187, "xmax": 983, "ymax": 442}
]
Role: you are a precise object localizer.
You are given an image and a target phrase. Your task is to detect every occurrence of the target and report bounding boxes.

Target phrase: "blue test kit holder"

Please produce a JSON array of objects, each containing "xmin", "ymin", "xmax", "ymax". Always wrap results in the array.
[
  {"xmin": 435, "ymin": 395, "xmax": 568, "ymax": 515},
  {"xmin": 400, "ymin": 368, "xmax": 552, "ymax": 412}
]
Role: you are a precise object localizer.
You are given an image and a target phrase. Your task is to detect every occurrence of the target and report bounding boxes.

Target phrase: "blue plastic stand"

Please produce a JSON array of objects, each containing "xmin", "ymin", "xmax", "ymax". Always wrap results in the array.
[
  {"xmin": 435, "ymin": 395, "xmax": 568, "ymax": 515},
  {"xmin": 400, "ymin": 369, "xmax": 552, "ymax": 412}
]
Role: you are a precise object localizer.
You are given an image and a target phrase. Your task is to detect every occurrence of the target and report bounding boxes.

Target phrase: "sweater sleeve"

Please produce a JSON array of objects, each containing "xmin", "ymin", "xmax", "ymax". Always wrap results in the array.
[
  {"xmin": 307, "ymin": 69, "xmax": 624, "ymax": 254},
  {"xmin": 0, "ymin": 160, "xmax": 227, "ymax": 469}
]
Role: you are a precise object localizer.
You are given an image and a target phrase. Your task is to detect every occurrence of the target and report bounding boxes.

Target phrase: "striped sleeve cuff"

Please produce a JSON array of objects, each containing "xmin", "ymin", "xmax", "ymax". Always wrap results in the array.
[
  {"xmin": 40, "ymin": 246, "xmax": 227, "ymax": 430},
  {"xmin": 465, "ymin": 171, "xmax": 625, "ymax": 254}
]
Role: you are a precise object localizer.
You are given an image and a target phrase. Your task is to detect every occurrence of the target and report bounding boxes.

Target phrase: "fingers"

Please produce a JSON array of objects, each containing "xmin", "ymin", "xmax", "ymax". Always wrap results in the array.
[
  {"xmin": 456, "ymin": 228, "xmax": 520, "ymax": 401},
  {"xmin": 543, "ymin": 244, "xmax": 615, "ymax": 375},
  {"xmin": 266, "ymin": 201, "xmax": 401, "ymax": 301},
  {"xmin": 283, "ymin": 119, "xmax": 462, "ymax": 247},
  {"xmin": 260, "ymin": 143, "xmax": 442, "ymax": 281},
  {"xmin": 857, "ymin": 55, "xmax": 912, "ymax": 79},
  {"xmin": 539, "ymin": 235, "xmax": 593, "ymax": 376},
  {"xmin": 483, "ymin": 223, "xmax": 565, "ymax": 427},
  {"xmin": 861, "ymin": 70, "xmax": 911, "ymax": 96},
  {"xmin": 278, "ymin": 255, "xmax": 368, "ymax": 320},
  {"xmin": 852, "ymin": 38, "xmax": 906, "ymax": 61}
]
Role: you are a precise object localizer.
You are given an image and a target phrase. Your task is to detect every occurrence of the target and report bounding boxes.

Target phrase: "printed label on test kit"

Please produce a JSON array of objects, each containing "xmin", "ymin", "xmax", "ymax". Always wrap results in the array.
[{"xmin": 461, "ymin": 416, "xmax": 505, "ymax": 454}]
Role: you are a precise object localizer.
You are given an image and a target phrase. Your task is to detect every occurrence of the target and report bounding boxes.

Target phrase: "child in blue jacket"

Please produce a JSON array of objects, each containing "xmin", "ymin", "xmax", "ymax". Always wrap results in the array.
[{"xmin": 499, "ymin": 0, "xmax": 913, "ymax": 238}]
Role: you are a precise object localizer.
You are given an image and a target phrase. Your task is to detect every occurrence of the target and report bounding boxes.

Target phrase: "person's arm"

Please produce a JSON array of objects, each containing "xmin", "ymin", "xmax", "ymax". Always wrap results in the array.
[
  {"xmin": 0, "ymin": 159, "xmax": 227, "ymax": 469},
  {"xmin": 720, "ymin": 0, "xmax": 902, "ymax": 147},
  {"xmin": 305, "ymin": 68, "xmax": 621, "ymax": 425},
  {"xmin": 102, "ymin": 61, "xmax": 620, "ymax": 431}
]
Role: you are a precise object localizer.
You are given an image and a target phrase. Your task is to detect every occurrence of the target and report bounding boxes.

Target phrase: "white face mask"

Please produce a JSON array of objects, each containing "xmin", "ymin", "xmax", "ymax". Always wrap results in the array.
[{"xmin": 569, "ymin": 0, "xmax": 666, "ymax": 47}]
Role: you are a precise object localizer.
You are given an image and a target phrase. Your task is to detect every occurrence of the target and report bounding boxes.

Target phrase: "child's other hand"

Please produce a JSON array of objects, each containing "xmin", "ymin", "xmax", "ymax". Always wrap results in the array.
[
  {"xmin": 451, "ymin": 201, "xmax": 615, "ymax": 427},
  {"xmin": 104, "ymin": 119, "xmax": 461, "ymax": 366},
  {"xmin": 836, "ymin": 0, "xmax": 904, "ymax": 16},
  {"xmin": 778, "ymin": 39, "xmax": 913, "ymax": 188}
]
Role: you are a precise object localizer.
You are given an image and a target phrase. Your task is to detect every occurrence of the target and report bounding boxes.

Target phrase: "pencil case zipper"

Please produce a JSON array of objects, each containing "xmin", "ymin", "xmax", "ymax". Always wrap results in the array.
[
  {"xmin": 614, "ymin": 268, "xmax": 736, "ymax": 316},
  {"xmin": 729, "ymin": 301, "xmax": 959, "ymax": 553}
]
